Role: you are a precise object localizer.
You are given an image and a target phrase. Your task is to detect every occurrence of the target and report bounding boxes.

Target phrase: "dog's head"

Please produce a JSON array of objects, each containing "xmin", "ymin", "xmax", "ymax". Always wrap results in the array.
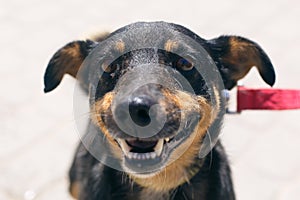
[{"xmin": 44, "ymin": 22, "xmax": 275, "ymax": 191}]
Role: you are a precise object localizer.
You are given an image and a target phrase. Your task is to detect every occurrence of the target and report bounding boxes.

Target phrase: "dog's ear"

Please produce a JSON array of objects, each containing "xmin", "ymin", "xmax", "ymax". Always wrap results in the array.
[
  {"xmin": 44, "ymin": 40, "xmax": 98, "ymax": 93},
  {"xmin": 207, "ymin": 36, "xmax": 276, "ymax": 89}
]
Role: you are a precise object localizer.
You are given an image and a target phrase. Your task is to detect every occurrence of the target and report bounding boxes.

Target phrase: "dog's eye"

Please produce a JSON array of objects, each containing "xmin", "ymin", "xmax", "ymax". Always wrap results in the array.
[
  {"xmin": 101, "ymin": 60, "xmax": 117, "ymax": 73},
  {"xmin": 176, "ymin": 57, "xmax": 194, "ymax": 71}
]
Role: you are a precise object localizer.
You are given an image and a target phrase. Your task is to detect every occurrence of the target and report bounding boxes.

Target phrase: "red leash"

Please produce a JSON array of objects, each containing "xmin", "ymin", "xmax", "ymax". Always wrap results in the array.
[{"xmin": 236, "ymin": 86, "xmax": 300, "ymax": 112}]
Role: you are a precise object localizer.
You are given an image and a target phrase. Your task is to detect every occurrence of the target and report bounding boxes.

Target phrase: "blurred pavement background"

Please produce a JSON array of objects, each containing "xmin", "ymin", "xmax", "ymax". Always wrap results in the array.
[{"xmin": 1, "ymin": 0, "xmax": 300, "ymax": 199}]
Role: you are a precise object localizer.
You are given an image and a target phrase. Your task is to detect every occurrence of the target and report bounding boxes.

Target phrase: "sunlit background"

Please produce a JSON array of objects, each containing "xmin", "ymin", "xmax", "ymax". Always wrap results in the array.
[{"xmin": 1, "ymin": 0, "xmax": 300, "ymax": 199}]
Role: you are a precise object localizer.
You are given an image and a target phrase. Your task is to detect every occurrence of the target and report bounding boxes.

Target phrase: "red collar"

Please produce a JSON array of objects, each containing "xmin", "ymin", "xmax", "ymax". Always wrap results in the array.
[{"xmin": 234, "ymin": 86, "xmax": 300, "ymax": 113}]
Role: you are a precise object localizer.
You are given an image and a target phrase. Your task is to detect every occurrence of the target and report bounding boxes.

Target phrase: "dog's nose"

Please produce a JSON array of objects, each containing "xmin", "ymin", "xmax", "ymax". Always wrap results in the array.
[{"xmin": 128, "ymin": 96, "xmax": 156, "ymax": 127}]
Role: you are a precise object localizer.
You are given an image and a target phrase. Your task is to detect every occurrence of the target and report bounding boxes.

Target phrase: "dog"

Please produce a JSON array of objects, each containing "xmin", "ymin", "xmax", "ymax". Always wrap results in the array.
[{"xmin": 44, "ymin": 22, "xmax": 275, "ymax": 200}]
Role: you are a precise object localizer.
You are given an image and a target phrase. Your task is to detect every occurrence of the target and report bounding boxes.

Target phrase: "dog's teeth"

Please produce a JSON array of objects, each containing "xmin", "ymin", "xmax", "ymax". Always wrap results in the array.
[
  {"xmin": 132, "ymin": 153, "xmax": 137, "ymax": 159},
  {"xmin": 127, "ymin": 152, "xmax": 158, "ymax": 160},
  {"xmin": 117, "ymin": 139, "xmax": 131, "ymax": 156},
  {"xmin": 122, "ymin": 139, "xmax": 164, "ymax": 160},
  {"xmin": 127, "ymin": 152, "xmax": 155, "ymax": 160},
  {"xmin": 150, "ymin": 152, "xmax": 156, "ymax": 159},
  {"xmin": 154, "ymin": 139, "xmax": 164, "ymax": 156},
  {"xmin": 141, "ymin": 154, "xmax": 146, "ymax": 160},
  {"xmin": 127, "ymin": 152, "xmax": 133, "ymax": 159},
  {"xmin": 145, "ymin": 153, "xmax": 150, "ymax": 159}
]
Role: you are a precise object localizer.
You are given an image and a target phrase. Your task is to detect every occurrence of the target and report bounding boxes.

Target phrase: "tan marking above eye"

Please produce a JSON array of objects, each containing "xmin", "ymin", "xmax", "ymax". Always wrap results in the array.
[
  {"xmin": 164, "ymin": 40, "xmax": 178, "ymax": 52},
  {"xmin": 115, "ymin": 40, "xmax": 125, "ymax": 53}
]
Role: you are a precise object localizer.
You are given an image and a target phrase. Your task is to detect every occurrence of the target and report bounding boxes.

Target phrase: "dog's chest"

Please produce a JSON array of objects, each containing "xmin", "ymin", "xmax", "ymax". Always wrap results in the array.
[{"xmin": 111, "ymin": 176, "xmax": 206, "ymax": 200}]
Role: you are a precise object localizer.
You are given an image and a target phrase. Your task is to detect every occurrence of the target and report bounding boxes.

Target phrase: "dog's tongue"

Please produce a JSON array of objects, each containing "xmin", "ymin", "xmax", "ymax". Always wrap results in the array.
[{"xmin": 126, "ymin": 139, "xmax": 157, "ymax": 149}]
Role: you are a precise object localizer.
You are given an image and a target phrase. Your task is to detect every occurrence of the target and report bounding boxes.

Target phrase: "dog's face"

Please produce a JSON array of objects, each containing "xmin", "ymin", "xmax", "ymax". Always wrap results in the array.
[{"xmin": 44, "ymin": 22, "xmax": 275, "ymax": 191}]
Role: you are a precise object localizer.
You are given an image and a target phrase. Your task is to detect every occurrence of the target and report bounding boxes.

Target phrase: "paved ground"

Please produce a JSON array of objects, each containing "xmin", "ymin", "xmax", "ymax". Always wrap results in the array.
[{"xmin": 1, "ymin": 0, "xmax": 300, "ymax": 199}]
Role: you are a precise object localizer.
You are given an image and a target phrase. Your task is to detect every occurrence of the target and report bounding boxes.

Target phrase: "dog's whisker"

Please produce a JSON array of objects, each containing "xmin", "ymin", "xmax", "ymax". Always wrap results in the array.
[
  {"xmin": 169, "ymin": 188, "xmax": 177, "ymax": 200},
  {"xmin": 163, "ymin": 167, "xmax": 167, "ymax": 186},
  {"xmin": 174, "ymin": 109, "xmax": 189, "ymax": 113},
  {"xmin": 130, "ymin": 177, "xmax": 134, "ymax": 191},
  {"xmin": 182, "ymin": 190, "xmax": 188, "ymax": 200},
  {"xmin": 206, "ymin": 130, "xmax": 213, "ymax": 170},
  {"xmin": 121, "ymin": 171, "xmax": 127, "ymax": 184},
  {"xmin": 72, "ymin": 112, "xmax": 110, "ymax": 127},
  {"xmin": 72, "ymin": 113, "xmax": 92, "ymax": 123},
  {"xmin": 101, "ymin": 132, "xmax": 108, "ymax": 143}
]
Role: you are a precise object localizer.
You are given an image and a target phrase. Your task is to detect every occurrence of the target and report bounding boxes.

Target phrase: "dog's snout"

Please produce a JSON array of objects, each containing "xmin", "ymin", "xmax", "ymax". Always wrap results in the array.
[
  {"xmin": 128, "ymin": 96, "xmax": 156, "ymax": 127},
  {"xmin": 111, "ymin": 83, "xmax": 182, "ymax": 139}
]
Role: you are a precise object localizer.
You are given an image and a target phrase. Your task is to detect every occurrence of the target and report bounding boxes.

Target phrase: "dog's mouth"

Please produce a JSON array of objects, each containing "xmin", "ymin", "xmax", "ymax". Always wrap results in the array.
[
  {"xmin": 113, "ymin": 115, "xmax": 199, "ymax": 174},
  {"xmin": 116, "ymin": 137, "xmax": 173, "ymax": 160},
  {"xmin": 106, "ymin": 110, "xmax": 200, "ymax": 175},
  {"xmin": 115, "ymin": 136, "xmax": 176, "ymax": 174}
]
